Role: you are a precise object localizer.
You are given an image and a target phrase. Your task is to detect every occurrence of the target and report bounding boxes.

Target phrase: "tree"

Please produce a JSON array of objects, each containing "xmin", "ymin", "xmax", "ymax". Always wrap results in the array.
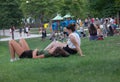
[
  {"xmin": 88, "ymin": 0, "xmax": 119, "ymax": 17},
  {"xmin": 0, "ymin": 0, "xmax": 23, "ymax": 30},
  {"xmin": 20, "ymin": 0, "xmax": 88, "ymax": 24},
  {"xmin": 115, "ymin": 0, "xmax": 120, "ymax": 25}
]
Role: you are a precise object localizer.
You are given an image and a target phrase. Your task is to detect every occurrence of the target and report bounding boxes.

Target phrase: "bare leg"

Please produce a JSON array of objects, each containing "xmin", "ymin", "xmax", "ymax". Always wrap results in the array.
[
  {"xmin": 44, "ymin": 41, "xmax": 55, "ymax": 50},
  {"xmin": 48, "ymin": 47, "xmax": 57, "ymax": 54},
  {"xmin": 9, "ymin": 41, "xmax": 15, "ymax": 59},
  {"xmin": 9, "ymin": 40, "xmax": 24, "ymax": 59},
  {"xmin": 44, "ymin": 41, "xmax": 66, "ymax": 50},
  {"xmin": 19, "ymin": 38, "xmax": 30, "ymax": 51}
]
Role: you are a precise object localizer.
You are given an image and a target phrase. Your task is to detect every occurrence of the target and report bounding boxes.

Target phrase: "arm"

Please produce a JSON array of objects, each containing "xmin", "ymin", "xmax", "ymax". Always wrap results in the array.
[
  {"xmin": 97, "ymin": 29, "xmax": 100, "ymax": 36},
  {"xmin": 98, "ymin": 29, "xmax": 103, "ymax": 36},
  {"xmin": 32, "ymin": 49, "xmax": 45, "ymax": 58},
  {"xmin": 69, "ymin": 35, "xmax": 85, "ymax": 56}
]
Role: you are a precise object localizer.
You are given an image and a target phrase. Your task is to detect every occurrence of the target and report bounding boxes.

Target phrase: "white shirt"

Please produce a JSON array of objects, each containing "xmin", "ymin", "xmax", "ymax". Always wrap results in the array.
[
  {"xmin": 80, "ymin": 27, "xmax": 84, "ymax": 32},
  {"xmin": 26, "ymin": 27, "xmax": 29, "ymax": 32},
  {"xmin": 67, "ymin": 32, "xmax": 80, "ymax": 49}
]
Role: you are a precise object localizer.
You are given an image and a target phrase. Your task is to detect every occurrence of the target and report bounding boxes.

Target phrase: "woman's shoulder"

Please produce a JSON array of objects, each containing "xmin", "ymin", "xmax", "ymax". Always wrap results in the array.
[
  {"xmin": 69, "ymin": 32, "xmax": 75, "ymax": 37},
  {"xmin": 69, "ymin": 33, "xmax": 74, "ymax": 38},
  {"xmin": 69, "ymin": 32, "xmax": 79, "ymax": 39}
]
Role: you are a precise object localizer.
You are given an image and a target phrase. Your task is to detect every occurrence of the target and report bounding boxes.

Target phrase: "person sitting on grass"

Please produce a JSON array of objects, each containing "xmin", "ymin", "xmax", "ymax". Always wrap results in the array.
[
  {"xmin": 44, "ymin": 24, "xmax": 85, "ymax": 56},
  {"xmin": 95, "ymin": 24, "xmax": 104, "ymax": 40},
  {"xmin": 9, "ymin": 38, "xmax": 69, "ymax": 62},
  {"xmin": 88, "ymin": 23, "xmax": 98, "ymax": 40}
]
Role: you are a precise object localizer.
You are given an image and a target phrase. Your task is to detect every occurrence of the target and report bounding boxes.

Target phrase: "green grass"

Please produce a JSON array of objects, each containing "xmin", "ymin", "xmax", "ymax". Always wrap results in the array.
[
  {"xmin": 0, "ymin": 36, "xmax": 120, "ymax": 82},
  {"xmin": 30, "ymin": 27, "xmax": 52, "ymax": 34},
  {"xmin": 0, "ymin": 35, "xmax": 9, "ymax": 39}
]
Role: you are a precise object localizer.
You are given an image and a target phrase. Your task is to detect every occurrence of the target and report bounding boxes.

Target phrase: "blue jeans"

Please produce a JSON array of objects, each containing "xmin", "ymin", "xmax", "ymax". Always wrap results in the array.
[{"xmin": 89, "ymin": 35, "xmax": 98, "ymax": 40}]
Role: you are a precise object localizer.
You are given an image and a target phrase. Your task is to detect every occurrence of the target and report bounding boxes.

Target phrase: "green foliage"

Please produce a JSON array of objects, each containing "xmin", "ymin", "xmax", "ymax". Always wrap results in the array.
[
  {"xmin": 89, "ymin": 0, "xmax": 120, "ymax": 17},
  {"xmin": 19, "ymin": 0, "xmax": 88, "ymax": 22},
  {"xmin": 2, "ymin": 0, "xmax": 120, "ymax": 29},
  {"xmin": 114, "ymin": 0, "xmax": 120, "ymax": 11},
  {"xmin": 0, "ymin": 36, "xmax": 120, "ymax": 82},
  {"xmin": 0, "ymin": 0, "xmax": 23, "ymax": 29},
  {"xmin": 0, "ymin": 0, "xmax": 89, "ymax": 28}
]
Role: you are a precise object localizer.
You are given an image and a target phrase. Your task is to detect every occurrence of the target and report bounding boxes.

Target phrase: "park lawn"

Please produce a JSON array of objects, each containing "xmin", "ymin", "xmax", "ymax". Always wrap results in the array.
[
  {"xmin": 0, "ymin": 35, "xmax": 9, "ymax": 39},
  {"xmin": 30, "ymin": 27, "xmax": 52, "ymax": 34},
  {"xmin": 0, "ymin": 36, "xmax": 120, "ymax": 82}
]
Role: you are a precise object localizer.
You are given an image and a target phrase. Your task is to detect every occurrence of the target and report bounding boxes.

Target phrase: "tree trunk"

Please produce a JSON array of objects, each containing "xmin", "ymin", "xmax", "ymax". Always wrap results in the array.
[
  {"xmin": 117, "ymin": 11, "xmax": 120, "ymax": 28},
  {"xmin": 3, "ymin": 28, "xmax": 5, "ymax": 36}
]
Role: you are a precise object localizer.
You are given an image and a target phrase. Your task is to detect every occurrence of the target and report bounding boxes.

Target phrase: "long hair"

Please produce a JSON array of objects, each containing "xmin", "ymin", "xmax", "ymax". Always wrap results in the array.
[
  {"xmin": 88, "ymin": 23, "xmax": 97, "ymax": 34},
  {"xmin": 52, "ymin": 47, "xmax": 69, "ymax": 57}
]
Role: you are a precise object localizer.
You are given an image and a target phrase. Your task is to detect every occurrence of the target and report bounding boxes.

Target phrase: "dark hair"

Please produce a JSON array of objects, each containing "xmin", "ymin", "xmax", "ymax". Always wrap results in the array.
[
  {"xmin": 96, "ymin": 24, "xmax": 100, "ymax": 29},
  {"xmin": 52, "ymin": 47, "xmax": 69, "ymax": 57},
  {"xmin": 88, "ymin": 23, "xmax": 97, "ymax": 35},
  {"xmin": 66, "ymin": 24, "xmax": 76, "ymax": 32}
]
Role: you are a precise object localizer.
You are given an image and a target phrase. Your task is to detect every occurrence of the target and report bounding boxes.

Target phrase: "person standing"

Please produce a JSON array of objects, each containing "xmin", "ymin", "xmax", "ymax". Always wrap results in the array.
[
  {"xmin": 103, "ymin": 19, "xmax": 110, "ymax": 37},
  {"xmin": 41, "ymin": 27, "xmax": 46, "ymax": 41},
  {"xmin": 10, "ymin": 26, "xmax": 15, "ymax": 39},
  {"xmin": 25, "ymin": 26, "xmax": 29, "ymax": 36},
  {"xmin": 19, "ymin": 27, "xmax": 23, "ymax": 37}
]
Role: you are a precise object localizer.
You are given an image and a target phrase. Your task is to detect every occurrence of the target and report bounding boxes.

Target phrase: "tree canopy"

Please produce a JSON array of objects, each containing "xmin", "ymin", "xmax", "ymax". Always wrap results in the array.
[
  {"xmin": 0, "ymin": 0, "xmax": 120, "ymax": 29},
  {"xmin": 0, "ymin": 0, "xmax": 23, "ymax": 29},
  {"xmin": 89, "ymin": 0, "xmax": 120, "ymax": 17},
  {"xmin": 19, "ymin": 0, "xmax": 88, "ymax": 23}
]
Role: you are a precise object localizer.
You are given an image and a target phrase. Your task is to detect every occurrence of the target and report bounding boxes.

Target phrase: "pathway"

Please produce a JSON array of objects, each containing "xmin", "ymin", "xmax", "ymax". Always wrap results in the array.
[{"xmin": 0, "ymin": 29, "xmax": 41, "ymax": 41}]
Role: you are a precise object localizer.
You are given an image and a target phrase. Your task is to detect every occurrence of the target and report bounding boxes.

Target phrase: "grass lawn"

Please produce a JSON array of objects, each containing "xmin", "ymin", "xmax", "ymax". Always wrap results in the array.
[
  {"xmin": 0, "ymin": 36, "xmax": 120, "ymax": 82},
  {"xmin": 0, "ymin": 35, "xmax": 9, "ymax": 39},
  {"xmin": 30, "ymin": 27, "xmax": 52, "ymax": 34}
]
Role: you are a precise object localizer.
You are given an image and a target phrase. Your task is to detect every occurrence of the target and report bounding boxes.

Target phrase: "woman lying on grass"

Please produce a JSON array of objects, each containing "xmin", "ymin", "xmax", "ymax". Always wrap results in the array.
[
  {"xmin": 9, "ymin": 38, "xmax": 69, "ymax": 62},
  {"xmin": 44, "ymin": 24, "xmax": 85, "ymax": 56}
]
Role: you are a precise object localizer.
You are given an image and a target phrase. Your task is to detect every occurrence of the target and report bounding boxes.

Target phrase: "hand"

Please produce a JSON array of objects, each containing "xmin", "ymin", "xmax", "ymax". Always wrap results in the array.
[{"xmin": 33, "ymin": 48, "xmax": 38, "ymax": 58}]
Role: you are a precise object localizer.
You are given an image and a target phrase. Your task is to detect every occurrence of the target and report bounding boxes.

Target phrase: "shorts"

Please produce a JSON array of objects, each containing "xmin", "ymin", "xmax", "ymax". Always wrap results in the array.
[
  {"xmin": 42, "ymin": 33, "xmax": 46, "ymax": 38},
  {"xmin": 63, "ymin": 45, "xmax": 77, "ymax": 54},
  {"xmin": 19, "ymin": 50, "xmax": 33, "ymax": 58},
  {"xmin": 37, "ymin": 50, "xmax": 51, "ymax": 58}
]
